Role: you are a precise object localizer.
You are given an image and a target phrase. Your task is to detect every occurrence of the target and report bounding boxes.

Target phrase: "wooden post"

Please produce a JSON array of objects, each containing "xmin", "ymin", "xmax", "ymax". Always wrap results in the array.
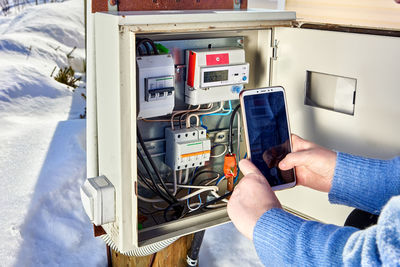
[{"xmin": 111, "ymin": 234, "xmax": 194, "ymax": 267}]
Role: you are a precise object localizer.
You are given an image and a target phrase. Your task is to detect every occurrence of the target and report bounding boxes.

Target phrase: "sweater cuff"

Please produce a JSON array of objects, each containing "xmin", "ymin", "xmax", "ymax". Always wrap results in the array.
[
  {"xmin": 253, "ymin": 208, "xmax": 305, "ymax": 263},
  {"xmin": 328, "ymin": 152, "xmax": 389, "ymax": 214}
]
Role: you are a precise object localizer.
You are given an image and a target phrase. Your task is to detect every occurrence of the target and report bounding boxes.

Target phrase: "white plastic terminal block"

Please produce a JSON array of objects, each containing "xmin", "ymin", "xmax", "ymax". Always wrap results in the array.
[
  {"xmin": 80, "ymin": 175, "xmax": 115, "ymax": 226},
  {"xmin": 165, "ymin": 126, "xmax": 211, "ymax": 170},
  {"xmin": 137, "ymin": 54, "xmax": 175, "ymax": 118},
  {"xmin": 185, "ymin": 47, "xmax": 249, "ymax": 105}
]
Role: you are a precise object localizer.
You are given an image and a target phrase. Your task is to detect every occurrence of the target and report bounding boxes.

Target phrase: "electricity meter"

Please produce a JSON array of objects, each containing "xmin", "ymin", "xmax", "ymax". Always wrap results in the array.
[{"xmin": 185, "ymin": 48, "xmax": 249, "ymax": 105}]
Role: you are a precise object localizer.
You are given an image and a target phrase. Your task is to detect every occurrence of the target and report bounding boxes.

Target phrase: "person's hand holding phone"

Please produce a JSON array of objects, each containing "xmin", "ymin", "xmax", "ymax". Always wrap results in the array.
[
  {"xmin": 227, "ymin": 159, "xmax": 281, "ymax": 240},
  {"xmin": 279, "ymin": 135, "xmax": 337, "ymax": 193},
  {"xmin": 228, "ymin": 134, "xmax": 337, "ymax": 240}
]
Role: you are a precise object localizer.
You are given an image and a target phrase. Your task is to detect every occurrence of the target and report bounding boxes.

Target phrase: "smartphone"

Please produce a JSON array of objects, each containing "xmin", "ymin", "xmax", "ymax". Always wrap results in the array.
[{"xmin": 240, "ymin": 86, "xmax": 296, "ymax": 190}]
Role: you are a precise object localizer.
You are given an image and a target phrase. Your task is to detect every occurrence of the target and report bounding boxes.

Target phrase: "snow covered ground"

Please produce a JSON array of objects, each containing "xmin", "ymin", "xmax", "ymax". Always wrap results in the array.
[
  {"xmin": 0, "ymin": 1, "xmax": 263, "ymax": 266},
  {"xmin": 0, "ymin": 1, "xmax": 105, "ymax": 266}
]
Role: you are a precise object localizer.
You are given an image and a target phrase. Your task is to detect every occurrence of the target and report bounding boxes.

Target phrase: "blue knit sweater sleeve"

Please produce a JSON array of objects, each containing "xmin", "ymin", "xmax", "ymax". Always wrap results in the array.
[
  {"xmin": 329, "ymin": 152, "xmax": 400, "ymax": 214},
  {"xmin": 253, "ymin": 153, "xmax": 400, "ymax": 266},
  {"xmin": 253, "ymin": 197, "xmax": 400, "ymax": 266}
]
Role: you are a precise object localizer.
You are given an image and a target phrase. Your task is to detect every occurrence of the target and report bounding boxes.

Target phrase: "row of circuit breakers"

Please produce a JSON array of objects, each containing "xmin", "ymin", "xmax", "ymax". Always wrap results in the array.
[{"xmin": 137, "ymin": 47, "xmax": 249, "ymax": 171}]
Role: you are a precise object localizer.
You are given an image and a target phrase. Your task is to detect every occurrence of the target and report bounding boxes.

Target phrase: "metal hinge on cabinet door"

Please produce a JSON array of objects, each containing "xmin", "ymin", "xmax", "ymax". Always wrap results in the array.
[
  {"xmin": 271, "ymin": 39, "xmax": 279, "ymax": 60},
  {"xmin": 268, "ymin": 37, "xmax": 279, "ymax": 86},
  {"xmin": 108, "ymin": 0, "xmax": 118, "ymax": 12},
  {"xmin": 233, "ymin": 0, "xmax": 241, "ymax": 9}
]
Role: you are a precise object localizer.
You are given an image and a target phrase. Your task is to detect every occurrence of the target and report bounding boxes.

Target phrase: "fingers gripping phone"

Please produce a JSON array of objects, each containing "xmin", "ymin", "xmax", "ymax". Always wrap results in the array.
[{"xmin": 240, "ymin": 86, "xmax": 296, "ymax": 190}]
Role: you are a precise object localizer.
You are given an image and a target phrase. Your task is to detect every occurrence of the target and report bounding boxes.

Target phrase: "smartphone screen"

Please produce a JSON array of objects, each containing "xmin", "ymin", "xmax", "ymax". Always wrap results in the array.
[{"xmin": 242, "ymin": 90, "xmax": 295, "ymax": 187}]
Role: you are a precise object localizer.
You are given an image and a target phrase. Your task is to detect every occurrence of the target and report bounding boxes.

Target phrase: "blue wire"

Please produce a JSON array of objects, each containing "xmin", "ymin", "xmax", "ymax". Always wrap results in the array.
[
  {"xmin": 202, "ymin": 101, "xmax": 243, "ymax": 186},
  {"xmin": 200, "ymin": 100, "xmax": 233, "ymax": 126},
  {"xmin": 215, "ymin": 175, "xmax": 226, "ymax": 186},
  {"xmin": 211, "ymin": 143, "xmax": 225, "ymax": 149},
  {"xmin": 233, "ymin": 152, "xmax": 247, "ymax": 184},
  {"xmin": 234, "ymin": 171, "xmax": 239, "ymax": 184}
]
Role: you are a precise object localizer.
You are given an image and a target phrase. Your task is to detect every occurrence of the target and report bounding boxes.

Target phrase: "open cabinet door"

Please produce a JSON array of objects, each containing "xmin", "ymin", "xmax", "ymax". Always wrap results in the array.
[{"xmin": 272, "ymin": 27, "xmax": 400, "ymax": 225}]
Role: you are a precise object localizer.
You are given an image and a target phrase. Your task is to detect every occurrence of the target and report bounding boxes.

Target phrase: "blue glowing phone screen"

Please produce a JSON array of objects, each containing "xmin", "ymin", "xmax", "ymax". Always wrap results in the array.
[{"xmin": 243, "ymin": 91, "xmax": 295, "ymax": 186}]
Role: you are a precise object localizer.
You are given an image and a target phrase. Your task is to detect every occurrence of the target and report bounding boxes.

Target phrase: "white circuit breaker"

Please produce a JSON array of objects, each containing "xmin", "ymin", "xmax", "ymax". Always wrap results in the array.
[
  {"xmin": 137, "ymin": 54, "xmax": 175, "ymax": 118},
  {"xmin": 185, "ymin": 47, "xmax": 249, "ymax": 105},
  {"xmin": 165, "ymin": 126, "xmax": 211, "ymax": 170}
]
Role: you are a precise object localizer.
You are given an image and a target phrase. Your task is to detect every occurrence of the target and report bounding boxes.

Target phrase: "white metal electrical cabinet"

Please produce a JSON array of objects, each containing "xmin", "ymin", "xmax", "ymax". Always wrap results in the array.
[{"xmin": 87, "ymin": 9, "xmax": 400, "ymax": 253}]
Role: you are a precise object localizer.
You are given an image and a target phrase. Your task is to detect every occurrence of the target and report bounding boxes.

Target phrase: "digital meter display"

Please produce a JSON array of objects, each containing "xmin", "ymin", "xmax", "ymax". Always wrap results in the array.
[{"xmin": 203, "ymin": 70, "xmax": 228, "ymax": 83}]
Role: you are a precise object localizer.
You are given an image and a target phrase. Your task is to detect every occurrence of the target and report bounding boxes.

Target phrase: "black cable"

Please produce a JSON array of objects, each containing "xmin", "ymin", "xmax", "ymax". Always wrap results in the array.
[
  {"xmin": 138, "ymin": 149, "xmax": 185, "ymax": 221},
  {"xmin": 137, "ymin": 170, "xmax": 159, "ymax": 196},
  {"xmin": 229, "ymin": 104, "xmax": 241, "ymax": 154},
  {"xmin": 163, "ymin": 169, "xmax": 223, "ymax": 222},
  {"xmin": 137, "ymin": 46, "xmax": 144, "ymax": 56},
  {"xmin": 137, "ymin": 148, "xmax": 173, "ymax": 204},
  {"xmin": 136, "ymin": 39, "xmax": 151, "ymax": 55},
  {"xmin": 143, "ymin": 41, "xmax": 154, "ymax": 55},
  {"xmin": 136, "ymin": 38, "xmax": 159, "ymax": 55},
  {"xmin": 163, "ymin": 202, "xmax": 185, "ymax": 222},
  {"xmin": 147, "ymin": 40, "xmax": 159, "ymax": 55},
  {"xmin": 137, "ymin": 127, "xmax": 178, "ymax": 202},
  {"xmin": 186, "ymin": 230, "xmax": 205, "ymax": 267},
  {"xmin": 201, "ymin": 191, "xmax": 233, "ymax": 209},
  {"xmin": 137, "ymin": 132, "xmax": 175, "ymax": 202},
  {"xmin": 191, "ymin": 170, "xmax": 221, "ymax": 186}
]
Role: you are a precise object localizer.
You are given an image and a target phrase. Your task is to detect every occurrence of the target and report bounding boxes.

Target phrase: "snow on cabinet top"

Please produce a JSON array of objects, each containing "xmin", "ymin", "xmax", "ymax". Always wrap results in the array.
[{"xmin": 96, "ymin": 9, "xmax": 296, "ymax": 26}]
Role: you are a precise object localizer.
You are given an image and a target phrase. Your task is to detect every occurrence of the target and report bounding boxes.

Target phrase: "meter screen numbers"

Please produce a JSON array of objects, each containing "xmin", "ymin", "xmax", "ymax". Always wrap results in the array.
[{"xmin": 203, "ymin": 70, "xmax": 228, "ymax": 83}]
